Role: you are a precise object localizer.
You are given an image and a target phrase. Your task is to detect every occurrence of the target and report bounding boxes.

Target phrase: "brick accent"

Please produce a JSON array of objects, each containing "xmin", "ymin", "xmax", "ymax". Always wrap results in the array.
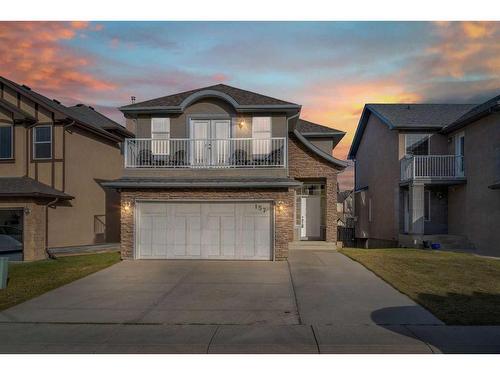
[
  {"xmin": 288, "ymin": 134, "xmax": 341, "ymax": 243},
  {"xmin": 0, "ymin": 198, "xmax": 47, "ymax": 261},
  {"xmin": 120, "ymin": 188, "xmax": 295, "ymax": 261}
]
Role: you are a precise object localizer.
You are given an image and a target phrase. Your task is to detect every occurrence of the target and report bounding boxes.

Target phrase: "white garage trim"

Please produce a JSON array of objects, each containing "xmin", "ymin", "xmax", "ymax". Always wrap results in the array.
[{"xmin": 134, "ymin": 199, "xmax": 275, "ymax": 260}]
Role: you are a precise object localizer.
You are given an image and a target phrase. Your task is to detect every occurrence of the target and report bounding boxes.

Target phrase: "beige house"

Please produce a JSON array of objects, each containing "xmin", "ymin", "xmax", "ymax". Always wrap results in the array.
[
  {"xmin": 348, "ymin": 94, "xmax": 500, "ymax": 256},
  {"xmin": 0, "ymin": 76, "xmax": 132, "ymax": 261},
  {"xmin": 104, "ymin": 84, "xmax": 347, "ymax": 260}
]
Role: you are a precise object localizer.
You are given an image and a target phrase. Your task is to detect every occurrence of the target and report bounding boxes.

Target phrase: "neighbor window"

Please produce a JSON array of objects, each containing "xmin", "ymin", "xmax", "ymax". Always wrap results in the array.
[
  {"xmin": 0, "ymin": 125, "xmax": 13, "ymax": 159},
  {"xmin": 405, "ymin": 134, "xmax": 430, "ymax": 155},
  {"xmin": 33, "ymin": 125, "xmax": 52, "ymax": 159},
  {"xmin": 151, "ymin": 118, "xmax": 170, "ymax": 155},
  {"xmin": 252, "ymin": 117, "xmax": 271, "ymax": 155},
  {"xmin": 424, "ymin": 190, "xmax": 431, "ymax": 221}
]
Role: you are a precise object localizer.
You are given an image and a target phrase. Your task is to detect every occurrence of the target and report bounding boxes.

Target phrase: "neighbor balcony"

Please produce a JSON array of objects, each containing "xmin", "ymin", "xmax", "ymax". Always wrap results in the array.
[
  {"xmin": 400, "ymin": 155, "xmax": 466, "ymax": 183},
  {"xmin": 124, "ymin": 138, "xmax": 287, "ymax": 168}
]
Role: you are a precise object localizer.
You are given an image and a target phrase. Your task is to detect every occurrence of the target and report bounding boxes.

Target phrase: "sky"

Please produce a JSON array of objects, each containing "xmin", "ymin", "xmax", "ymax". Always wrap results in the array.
[{"xmin": 1, "ymin": 21, "xmax": 499, "ymax": 189}]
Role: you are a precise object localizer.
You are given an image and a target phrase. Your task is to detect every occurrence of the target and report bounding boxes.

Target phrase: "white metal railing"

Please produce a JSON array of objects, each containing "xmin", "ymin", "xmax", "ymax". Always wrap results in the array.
[
  {"xmin": 125, "ymin": 138, "xmax": 287, "ymax": 168},
  {"xmin": 400, "ymin": 155, "xmax": 465, "ymax": 181}
]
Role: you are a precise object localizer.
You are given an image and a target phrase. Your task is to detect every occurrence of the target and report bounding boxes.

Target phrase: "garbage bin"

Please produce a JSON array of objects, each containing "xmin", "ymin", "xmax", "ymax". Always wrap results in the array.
[{"xmin": 0, "ymin": 257, "xmax": 8, "ymax": 289}]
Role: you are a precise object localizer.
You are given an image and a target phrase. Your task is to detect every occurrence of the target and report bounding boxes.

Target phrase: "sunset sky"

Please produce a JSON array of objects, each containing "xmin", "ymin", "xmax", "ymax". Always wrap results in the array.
[{"xmin": 1, "ymin": 21, "xmax": 499, "ymax": 189}]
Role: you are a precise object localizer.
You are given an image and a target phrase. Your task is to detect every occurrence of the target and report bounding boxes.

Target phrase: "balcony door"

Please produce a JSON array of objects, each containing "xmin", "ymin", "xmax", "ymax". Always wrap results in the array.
[{"xmin": 190, "ymin": 119, "xmax": 230, "ymax": 167}]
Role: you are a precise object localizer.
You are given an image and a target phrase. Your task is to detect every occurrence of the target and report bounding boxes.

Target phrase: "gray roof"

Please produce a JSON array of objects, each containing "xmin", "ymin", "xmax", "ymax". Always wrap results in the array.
[
  {"xmin": 0, "ymin": 76, "xmax": 125, "ymax": 142},
  {"xmin": 0, "ymin": 98, "xmax": 36, "ymax": 122},
  {"xmin": 102, "ymin": 177, "xmax": 302, "ymax": 189},
  {"xmin": 337, "ymin": 190, "xmax": 352, "ymax": 203},
  {"xmin": 292, "ymin": 130, "xmax": 348, "ymax": 169},
  {"xmin": 348, "ymin": 103, "xmax": 477, "ymax": 159},
  {"xmin": 296, "ymin": 119, "xmax": 345, "ymax": 135},
  {"xmin": 442, "ymin": 94, "xmax": 500, "ymax": 133},
  {"xmin": 120, "ymin": 84, "xmax": 299, "ymax": 111},
  {"xmin": 0, "ymin": 177, "xmax": 73, "ymax": 199},
  {"xmin": 367, "ymin": 104, "xmax": 475, "ymax": 129},
  {"xmin": 67, "ymin": 105, "xmax": 134, "ymax": 137}
]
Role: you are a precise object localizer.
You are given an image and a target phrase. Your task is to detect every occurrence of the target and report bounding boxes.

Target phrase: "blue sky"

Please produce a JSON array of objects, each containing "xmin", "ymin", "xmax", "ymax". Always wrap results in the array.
[{"xmin": 1, "ymin": 21, "xmax": 499, "ymax": 187}]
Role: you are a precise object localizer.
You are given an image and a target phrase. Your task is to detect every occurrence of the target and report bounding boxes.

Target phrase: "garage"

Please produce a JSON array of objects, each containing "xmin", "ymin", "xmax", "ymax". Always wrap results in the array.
[{"xmin": 136, "ymin": 201, "xmax": 273, "ymax": 260}]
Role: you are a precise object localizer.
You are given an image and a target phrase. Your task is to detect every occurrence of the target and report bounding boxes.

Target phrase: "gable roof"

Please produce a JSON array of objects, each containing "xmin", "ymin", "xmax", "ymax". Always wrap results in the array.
[
  {"xmin": 348, "ymin": 103, "xmax": 476, "ymax": 159},
  {"xmin": 296, "ymin": 118, "xmax": 346, "ymax": 150},
  {"xmin": 0, "ymin": 98, "xmax": 36, "ymax": 123},
  {"xmin": 120, "ymin": 83, "xmax": 300, "ymax": 113},
  {"xmin": 0, "ymin": 76, "xmax": 126, "ymax": 142},
  {"xmin": 442, "ymin": 94, "xmax": 500, "ymax": 134},
  {"xmin": 337, "ymin": 190, "xmax": 352, "ymax": 203},
  {"xmin": 0, "ymin": 177, "xmax": 73, "ymax": 200},
  {"xmin": 292, "ymin": 130, "xmax": 348, "ymax": 169},
  {"xmin": 67, "ymin": 104, "xmax": 134, "ymax": 138}
]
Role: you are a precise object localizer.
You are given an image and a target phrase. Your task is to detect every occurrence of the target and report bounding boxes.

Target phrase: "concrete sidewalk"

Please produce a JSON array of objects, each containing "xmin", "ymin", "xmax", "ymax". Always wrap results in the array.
[{"xmin": 2, "ymin": 322, "xmax": 500, "ymax": 353}]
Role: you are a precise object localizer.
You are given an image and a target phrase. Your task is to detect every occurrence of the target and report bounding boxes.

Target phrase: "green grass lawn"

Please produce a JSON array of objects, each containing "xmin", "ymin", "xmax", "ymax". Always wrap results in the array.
[
  {"xmin": 340, "ymin": 248, "xmax": 500, "ymax": 325},
  {"xmin": 0, "ymin": 252, "xmax": 121, "ymax": 311}
]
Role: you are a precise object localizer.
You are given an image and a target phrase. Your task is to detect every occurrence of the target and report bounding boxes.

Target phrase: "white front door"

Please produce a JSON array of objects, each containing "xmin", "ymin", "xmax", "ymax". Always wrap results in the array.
[
  {"xmin": 136, "ymin": 202, "xmax": 272, "ymax": 260},
  {"xmin": 300, "ymin": 196, "xmax": 322, "ymax": 240},
  {"xmin": 190, "ymin": 119, "xmax": 230, "ymax": 166}
]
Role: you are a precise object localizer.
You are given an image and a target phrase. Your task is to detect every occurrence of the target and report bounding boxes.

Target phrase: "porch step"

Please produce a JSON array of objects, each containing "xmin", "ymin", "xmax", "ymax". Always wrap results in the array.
[
  {"xmin": 288, "ymin": 241, "xmax": 337, "ymax": 251},
  {"xmin": 424, "ymin": 235, "xmax": 476, "ymax": 252}
]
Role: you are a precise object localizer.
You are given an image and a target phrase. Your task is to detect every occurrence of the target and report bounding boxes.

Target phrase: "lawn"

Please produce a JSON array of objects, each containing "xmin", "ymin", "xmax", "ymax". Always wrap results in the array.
[
  {"xmin": 0, "ymin": 252, "xmax": 121, "ymax": 311},
  {"xmin": 340, "ymin": 248, "xmax": 500, "ymax": 325}
]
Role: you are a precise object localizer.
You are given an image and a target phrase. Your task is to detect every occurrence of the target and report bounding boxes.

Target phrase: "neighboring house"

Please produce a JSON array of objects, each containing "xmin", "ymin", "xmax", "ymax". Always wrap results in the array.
[
  {"xmin": 337, "ymin": 189, "xmax": 353, "ymax": 227},
  {"xmin": 348, "ymin": 94, "xmax": 500, "ymax": 256},
  {"xmin": 0, "ymin": 76, "xmax": 132, "ymax": 261},
  {"xmin": 103, "ymin": 84, "xmax": 347, "ymax": 260}
]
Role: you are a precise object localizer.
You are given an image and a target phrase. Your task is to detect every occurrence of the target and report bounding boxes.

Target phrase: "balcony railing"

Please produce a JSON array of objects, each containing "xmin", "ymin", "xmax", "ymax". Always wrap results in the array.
[
  {"xmin": 125, "ymin": 138, "xmax": 287, "ymax": 168},
  {"xmin": 400, "ymin": 155, "xmax": 465, "ymax": 181}
]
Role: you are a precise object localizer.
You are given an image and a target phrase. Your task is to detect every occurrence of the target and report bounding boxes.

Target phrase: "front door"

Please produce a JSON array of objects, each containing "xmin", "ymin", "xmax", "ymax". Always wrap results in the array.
[
  {"xmin": 190, "ymin": 119, "xmax": 230, "ymax": 166},
  {"xmin": 300, "ymin": 196, "xmax": 322, "ymax": 240}
]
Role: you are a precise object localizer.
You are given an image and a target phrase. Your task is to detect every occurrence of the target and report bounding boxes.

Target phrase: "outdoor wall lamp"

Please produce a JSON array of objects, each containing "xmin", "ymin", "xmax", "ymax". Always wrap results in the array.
[
  {"xmin": 238, "ymin": 119, "xmax": 245, "ymax": 129},
  {"xmin": 24, "ymin": 207, "xmax": 31, "ymax": 215},
  {"xmin": 123, "ymin": 201, "xmax": 132, "ymax": 212},
  {"xmin": 276, "ymin": 200, "xmax": 285, "ymax": 213}
]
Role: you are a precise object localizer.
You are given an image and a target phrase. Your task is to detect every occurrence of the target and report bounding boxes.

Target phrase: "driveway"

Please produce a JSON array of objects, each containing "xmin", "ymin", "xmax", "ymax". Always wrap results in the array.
[{"xmin": 2, "ymin": 249, "xmax": 500, "ymax": 353}]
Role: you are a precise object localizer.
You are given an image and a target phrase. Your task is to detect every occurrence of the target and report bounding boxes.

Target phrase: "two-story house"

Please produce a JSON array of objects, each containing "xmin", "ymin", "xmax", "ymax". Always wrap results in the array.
[
  {"xmin": 104, "ymin": 84, "xmax": 347, "ymax": 260},
  {"xmin": 0, "ymin": 76, "xmax": 132, "ymax": 261},
  {"xmin": 348, "ymin": 94, "xmax": 500, "ymax": 256}
]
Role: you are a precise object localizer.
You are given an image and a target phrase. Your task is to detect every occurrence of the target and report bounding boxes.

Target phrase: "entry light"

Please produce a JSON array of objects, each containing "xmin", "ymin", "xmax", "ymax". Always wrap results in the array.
[
  {"xmin": 238, "ymin": 119, "xmax": 245, "ymax": 129},
  {"xmin": 276, "ymin": 200, "xmax": 285, "ymax": 213},
  {"xmin": 123, "ymin": 201, "xmax": 132, "ymax": 212}
]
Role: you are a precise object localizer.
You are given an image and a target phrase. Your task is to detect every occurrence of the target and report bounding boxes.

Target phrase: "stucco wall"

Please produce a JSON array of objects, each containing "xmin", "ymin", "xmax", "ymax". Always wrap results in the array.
[
  {"xmin": 354, "ymin": 113, "xmax": 399, "ymax": 243},
  {"xmin": 447, "ymin": 113, "xmax": 500, "ymax": 256}
]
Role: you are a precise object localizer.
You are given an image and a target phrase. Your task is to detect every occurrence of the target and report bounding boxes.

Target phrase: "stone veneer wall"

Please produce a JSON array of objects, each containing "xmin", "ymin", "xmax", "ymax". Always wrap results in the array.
[
  {"xmin": 288, "ymin": 134, "xmax": 341, "ymax": 243},
  {"xmin": 120, "ymin": 188, "xmax": 295, "ymax": 260},
  {"xmin": 0, "ymin": 198, "xmax": 47, "ymax": 261}
]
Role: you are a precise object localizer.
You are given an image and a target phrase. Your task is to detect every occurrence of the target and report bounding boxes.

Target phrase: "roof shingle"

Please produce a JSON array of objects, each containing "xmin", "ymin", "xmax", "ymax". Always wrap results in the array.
[{"xmin": 0, "ymin": 177, "xmax": 73, "ymax": 199}]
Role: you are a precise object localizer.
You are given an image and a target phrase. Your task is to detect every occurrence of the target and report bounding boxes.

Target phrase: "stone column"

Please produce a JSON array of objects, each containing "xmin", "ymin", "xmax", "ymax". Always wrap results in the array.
[{"xmin": 409, "ymin": 182, "xmax": 425, "ymax": 235}]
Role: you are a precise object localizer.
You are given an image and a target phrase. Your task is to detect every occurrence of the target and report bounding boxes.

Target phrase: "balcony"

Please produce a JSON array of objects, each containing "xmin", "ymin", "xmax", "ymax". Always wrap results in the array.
[
  {"xmin": 400, "ymin": 155, "xmax": 465, "ymax": 182},
  {"xmin": 125, "ymin": 138, "xmax": 287, "ymax": 168}
]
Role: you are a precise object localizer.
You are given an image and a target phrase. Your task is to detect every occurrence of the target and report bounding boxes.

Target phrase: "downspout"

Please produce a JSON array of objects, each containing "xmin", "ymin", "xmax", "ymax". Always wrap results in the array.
[
  {"xmin": 45, "ymin": 197, "xmax": 59, "ymax": 259},
  {"xmin": 286, "ymin": 112, "xmax": 300, "ymax": 170}
]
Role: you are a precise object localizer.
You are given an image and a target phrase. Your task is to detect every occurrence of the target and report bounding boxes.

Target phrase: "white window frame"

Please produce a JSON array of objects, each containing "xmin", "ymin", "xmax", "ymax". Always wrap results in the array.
[
  {"xmin": 33, "ymin": 125, "xmax": 52, "ymax": 160},
  {"xmin": 151, "ymin": 118, "xmax": 170, "ymax": 156},
  {"xmin": 0, "ymin": 124, "xmax": 13, "ymax": 159},
  {"xmin": 251, "ymin": 116, "xmax": 272, "ymax": 155},
  {"xmin": 424, "ymin": 190, "xmax": 431, "ymax": 221},
  {"xmin": 405, "ymin": 133, "xmax": 431, "ymax": 156}
]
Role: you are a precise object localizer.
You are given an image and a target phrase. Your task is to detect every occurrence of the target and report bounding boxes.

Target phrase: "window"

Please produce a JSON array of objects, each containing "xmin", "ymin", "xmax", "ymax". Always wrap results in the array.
[
  {"xmin": 0, "ymin": 125, "xmax": 13, "ymax": 159},
  {"xmin": 424, "ymin": 190, "xmax": 431, "ymax": 221},
  {"xmin": 368, "ymin": 197, "xmax": 373, "ymax": 222},
  {"xmin": 151, "ymin": 118, "xmax": 170, "ymax": 155},
  {"xmin": 405, "ymin": 134, "xmax": 430, "ymax": 155},
  {"xmin": 252, "ymin": 117, "xmax": 271, "ymax": 155},
  {"xmin": 33, "ymin": 126, "xmax": 52, "ymax": 159}
]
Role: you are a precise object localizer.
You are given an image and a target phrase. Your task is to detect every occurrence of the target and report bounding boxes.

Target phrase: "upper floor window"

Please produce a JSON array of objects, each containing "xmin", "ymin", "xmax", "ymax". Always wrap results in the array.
[
  {"xmin": 151, "ymin": 118, "xmax": 170, "ymax": 155},
  {"xmin": 405, "ymin": 134, "xmax": 430, "ymax": 156},
  {"xmin": 33, "ymin": 125, "xmax": 52, "ymax": 159},
  {"xmin": 0, "ymin": 125, "xmax": 13, "ymax": 159},
  {"xmin": 252, "ymin": 117, "xmax": 271, "ymax": 155}
]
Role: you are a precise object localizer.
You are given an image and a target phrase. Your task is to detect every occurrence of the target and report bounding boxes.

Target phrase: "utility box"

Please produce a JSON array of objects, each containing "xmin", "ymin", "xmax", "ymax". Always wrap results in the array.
[{"xmin": 0, "ymin": 257, "xmax": 8, "ymax": 289}]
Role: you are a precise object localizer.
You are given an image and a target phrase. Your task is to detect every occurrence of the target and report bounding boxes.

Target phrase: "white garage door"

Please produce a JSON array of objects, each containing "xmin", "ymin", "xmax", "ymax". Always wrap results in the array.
[{"xmin": 136, "ymin": 202, "xmax": 272, "ymax": 260}]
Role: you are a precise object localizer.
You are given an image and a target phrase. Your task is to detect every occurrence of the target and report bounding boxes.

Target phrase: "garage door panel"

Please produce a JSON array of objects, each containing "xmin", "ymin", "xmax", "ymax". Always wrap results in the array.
[{"xmin": 136, "ymin": 202, "xmax": 271, "ymax": 260}]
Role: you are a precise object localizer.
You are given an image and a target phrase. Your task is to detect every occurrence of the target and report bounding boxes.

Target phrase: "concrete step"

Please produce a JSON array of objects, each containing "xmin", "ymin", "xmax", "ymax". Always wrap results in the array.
[
  {"xmin": 48, "ymin": 243, "xmax": 121, "ymax": 258},
  {"xmin": 288, "ymin": 241, "xmax": 337, "ymax": 251}
]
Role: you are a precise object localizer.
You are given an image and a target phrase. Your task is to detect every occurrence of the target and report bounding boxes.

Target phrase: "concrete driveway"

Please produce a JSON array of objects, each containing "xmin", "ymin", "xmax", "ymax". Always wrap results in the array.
[{"xmin": 2, "ymin": 249, "xmax": 500, "ymax": 353}]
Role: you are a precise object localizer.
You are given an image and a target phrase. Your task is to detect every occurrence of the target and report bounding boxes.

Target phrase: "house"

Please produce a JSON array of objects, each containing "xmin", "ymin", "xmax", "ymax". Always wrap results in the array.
[
  {"xmin": 0, "ymin": 76, "xmax": 133, "ymax": 261},
  {"xmin": 103, "ymin": 84, "xmax": 347, "ymax": 260},
  {"xmin": 336, "ymin": 189, "xmax": 353, "ymax": 227},
  {"xmin": 348, "ymin": 94, "xmax": 500, "ymax": 256}
]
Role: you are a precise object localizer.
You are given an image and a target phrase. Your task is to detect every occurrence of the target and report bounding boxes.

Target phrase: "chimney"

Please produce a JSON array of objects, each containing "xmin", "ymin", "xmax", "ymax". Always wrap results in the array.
[{"xmin": 131, "ymin": 96, "xmax": 136, "ymax": 104}]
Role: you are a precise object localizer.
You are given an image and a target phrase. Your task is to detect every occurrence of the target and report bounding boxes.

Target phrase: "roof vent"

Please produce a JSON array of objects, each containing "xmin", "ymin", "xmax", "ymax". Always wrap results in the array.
[
  {"xmin": 76, "ymin": 103, "xmax": 84, "ymax": 107},
  {"xmin": 21, "ymin": 84, "xmax": 31, "ymax": 91},
  {"xmin": 89, "ymin": 106, "xmax": 94, "ymax": 110},
  {"xmin": 52, "ymin": 99, "xmax": 61, "ymax": 104},
  {"xmin": 406, "ymin": 105, "xmax": 411, "ymax": 110},
  {"xmin": 131, "ymin": 96, "xmax": 136, "ymax": 104}
]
